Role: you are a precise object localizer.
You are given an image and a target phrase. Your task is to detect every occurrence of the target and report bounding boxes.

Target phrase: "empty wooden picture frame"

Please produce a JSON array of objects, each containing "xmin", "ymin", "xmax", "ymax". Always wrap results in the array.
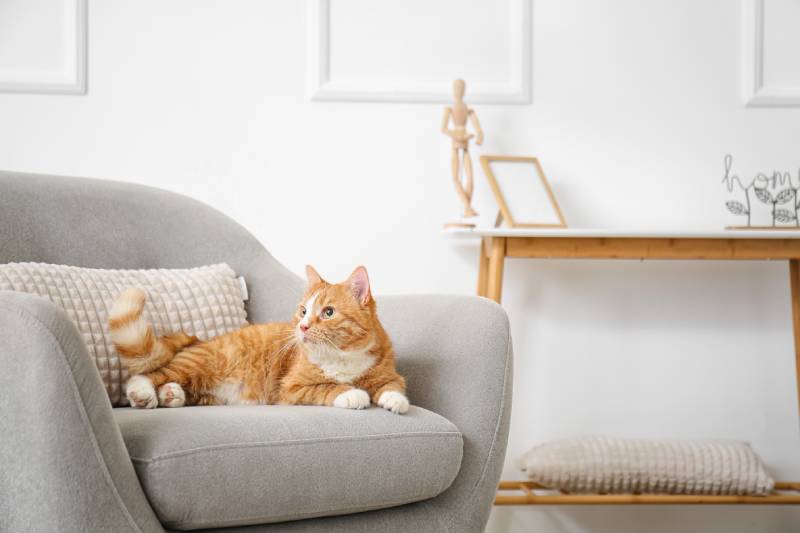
[{"xmin": 480, "ymin": 155, "xmax": 567, "ymax": 228}]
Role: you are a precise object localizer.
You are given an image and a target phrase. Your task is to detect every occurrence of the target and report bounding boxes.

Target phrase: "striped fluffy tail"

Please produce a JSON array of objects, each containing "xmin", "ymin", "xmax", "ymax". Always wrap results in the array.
[{"xmin": 109, "ymin": 289, "xmax": 197, "ymax": 374}]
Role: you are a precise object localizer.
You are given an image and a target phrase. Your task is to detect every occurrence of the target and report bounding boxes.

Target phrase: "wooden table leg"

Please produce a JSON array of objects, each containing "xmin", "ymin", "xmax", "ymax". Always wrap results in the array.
[
  {"xmin": 477, "ymin": 237, "xmax": 490, "ymax": 297},
  {"xmin": 487, "ymin": 237, "xmax": 506, "ymax": 304},
  {"xmin": 790, "ymin": 260, "xmax": 800, "ymax": 413}
]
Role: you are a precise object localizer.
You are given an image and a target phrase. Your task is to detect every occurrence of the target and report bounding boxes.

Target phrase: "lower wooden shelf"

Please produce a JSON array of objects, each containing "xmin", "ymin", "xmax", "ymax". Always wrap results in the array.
[{"xmin": 495, "ymin": 480, "xmax": 800, "ymax": 505}]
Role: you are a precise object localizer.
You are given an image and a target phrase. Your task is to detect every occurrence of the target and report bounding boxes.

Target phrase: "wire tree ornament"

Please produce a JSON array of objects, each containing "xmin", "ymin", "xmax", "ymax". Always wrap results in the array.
[{"xmin": 722, "ymin": 154, "xmax": 800, "ymax": 228}]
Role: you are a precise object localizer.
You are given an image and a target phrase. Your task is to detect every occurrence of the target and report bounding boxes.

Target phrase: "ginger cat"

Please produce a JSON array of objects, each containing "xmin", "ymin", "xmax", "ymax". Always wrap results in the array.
[{"xmin": 109, "ymin": 266, "xmax": 409, "ymax": 414}]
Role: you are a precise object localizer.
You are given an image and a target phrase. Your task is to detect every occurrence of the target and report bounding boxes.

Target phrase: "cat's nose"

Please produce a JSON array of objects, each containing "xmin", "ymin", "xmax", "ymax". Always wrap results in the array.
[{"xmin": 299, "ymin": 324, "xmax": 310, "ymax": 332}]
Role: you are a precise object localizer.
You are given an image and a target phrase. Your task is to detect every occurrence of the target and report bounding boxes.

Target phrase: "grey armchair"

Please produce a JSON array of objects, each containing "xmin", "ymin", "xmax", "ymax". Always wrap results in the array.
[{"xmin": 0, "ymin": 171, "xmax": 512, "ymax": 532}]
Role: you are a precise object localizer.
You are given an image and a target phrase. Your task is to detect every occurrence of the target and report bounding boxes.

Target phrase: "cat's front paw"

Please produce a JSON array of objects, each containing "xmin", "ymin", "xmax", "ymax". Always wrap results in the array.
[
  {"xmin": 378, "ymin": 390, "xmax": 409, "ymax": 414},
  {"xmin": 158, "ymin": 382, "xmax": 186, "ymax": 408},
  {"xmin": 126, "ymin": 375, "xmax": 157, "ymax": 409},
  {"xmin": 333, "ymin": 388, "xmax": 370, "ymax": 410}
]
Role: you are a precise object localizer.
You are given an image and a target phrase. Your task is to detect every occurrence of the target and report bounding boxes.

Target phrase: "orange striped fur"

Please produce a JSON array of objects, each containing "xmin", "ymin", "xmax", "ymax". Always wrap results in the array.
[{"xmin": 111, "ymin": 266, "xmax": 409, "ymax": 414}]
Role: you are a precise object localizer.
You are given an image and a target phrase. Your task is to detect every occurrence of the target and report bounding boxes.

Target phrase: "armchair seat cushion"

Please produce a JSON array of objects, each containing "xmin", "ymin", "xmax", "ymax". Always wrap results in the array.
[{"xmin": 114, "ymin": 405, "xmax": 463, "ymax": 530}]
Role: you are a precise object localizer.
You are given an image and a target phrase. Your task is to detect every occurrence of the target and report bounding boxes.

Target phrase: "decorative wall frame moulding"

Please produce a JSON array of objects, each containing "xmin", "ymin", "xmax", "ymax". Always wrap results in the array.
[
  {"xmin": 307, "ymin": 0, "xmax": 532, "ymax": 104},
  {"xmin": 0, "ymin": 0, "xmax": 87, "ymax": 94},
  {"xmin": 742, "ymin": 0, "xmax": 800, "ymax": 107}
]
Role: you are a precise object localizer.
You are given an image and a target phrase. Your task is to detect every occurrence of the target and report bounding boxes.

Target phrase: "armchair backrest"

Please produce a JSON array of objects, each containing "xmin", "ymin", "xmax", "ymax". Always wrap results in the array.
[{"xmin": 0, "ymin": 170, "xmax": 303, "ymax": 323}]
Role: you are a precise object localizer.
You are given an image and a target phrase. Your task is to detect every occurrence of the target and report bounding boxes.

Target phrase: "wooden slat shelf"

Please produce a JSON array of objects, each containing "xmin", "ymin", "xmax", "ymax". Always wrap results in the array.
[
  {"xmin": 496, "ymin": 481, "xmax": 800, "ymax": 505},
  {"xmin": 445, "ymin": 230, "xmax": 800, "ymax": 508}
]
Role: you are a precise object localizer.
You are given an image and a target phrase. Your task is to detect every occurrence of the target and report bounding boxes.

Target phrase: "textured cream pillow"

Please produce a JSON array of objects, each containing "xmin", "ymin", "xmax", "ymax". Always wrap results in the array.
[
  {"xmin": 0, "ymin": 262, "xmax": 248, "ymax": 406},
  {"xmin": 517, "ymin": 435, "xmax": 775, "ymax": 495}
]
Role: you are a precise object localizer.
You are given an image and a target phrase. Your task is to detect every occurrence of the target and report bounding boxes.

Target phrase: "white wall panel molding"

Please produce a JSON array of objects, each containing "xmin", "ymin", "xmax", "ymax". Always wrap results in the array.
[
  {"xmin": 308, "ymin": 0, "xmax": 531, "ymax": 104},
  {"xmin": 0, "ymin": 0, "xmax": 87, "ymax": 94},
  {"xmin": 742, "ymin": 0, "xmax": 800, "ymax": 107}
]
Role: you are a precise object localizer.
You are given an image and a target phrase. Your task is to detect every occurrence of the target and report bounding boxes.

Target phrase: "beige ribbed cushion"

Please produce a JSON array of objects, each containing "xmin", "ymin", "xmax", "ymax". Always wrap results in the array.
[
  {"xmin": 517, "ymin": 435, "xmax": 775, "ymax": 495},
  {"xmin": 0, "ymin": 262, "xmax": 248, "ymax": 406}
]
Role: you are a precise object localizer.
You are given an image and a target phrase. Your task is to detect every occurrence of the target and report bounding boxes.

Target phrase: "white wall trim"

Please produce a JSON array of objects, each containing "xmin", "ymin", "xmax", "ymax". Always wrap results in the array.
[
  {"xmin": 742, "ymin": 0, "xmax": 800, "ymax": 107},
  {"xmin": 307, "ymin": 0, "xmax": 531, "ymax": 104},
  {"xmin": 0, "ymin": 0, "xmax": 87, "ymax": 94}
]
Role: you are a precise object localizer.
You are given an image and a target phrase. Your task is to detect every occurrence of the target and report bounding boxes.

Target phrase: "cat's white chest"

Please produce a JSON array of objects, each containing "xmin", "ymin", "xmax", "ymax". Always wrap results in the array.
[{"xmin": 306, "ymin": 344, "xmax": 375, "ymax": 383}]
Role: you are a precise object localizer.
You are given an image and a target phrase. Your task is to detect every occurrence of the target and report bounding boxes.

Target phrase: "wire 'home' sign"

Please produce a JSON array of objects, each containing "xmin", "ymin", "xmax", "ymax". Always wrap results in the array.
[{"xmin": 722, "ymin": 154, "xmax": 800, "ymax": 229}]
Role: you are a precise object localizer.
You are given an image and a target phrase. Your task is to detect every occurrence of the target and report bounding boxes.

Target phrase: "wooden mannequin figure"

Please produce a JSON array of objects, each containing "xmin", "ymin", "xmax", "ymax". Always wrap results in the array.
[{"xmin": 442, "ymin": 79, "xmax": 484, "ymax": 224}]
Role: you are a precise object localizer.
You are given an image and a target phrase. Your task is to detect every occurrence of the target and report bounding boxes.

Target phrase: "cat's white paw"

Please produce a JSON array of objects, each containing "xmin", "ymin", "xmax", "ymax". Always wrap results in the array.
[
  {"xmin": 158, "ymin": 382, "xmax": 186, "ymax": 408},
  {"xmin": 126, "ymin": 375, "xmax": 157, "ymax": 409},
  {"xmin": 378, "ymin": 390, "xmax": 409, "ymax": 414},
  {"xmin": 333, "ymin": 388, "xmax": 370, "ymax": 410}
]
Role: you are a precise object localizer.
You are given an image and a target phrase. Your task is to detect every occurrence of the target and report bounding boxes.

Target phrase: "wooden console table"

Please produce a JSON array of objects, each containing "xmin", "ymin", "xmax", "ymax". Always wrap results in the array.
[{"xmin": 447, "ymin": 227, "xmax": 800, "ymax": 505}]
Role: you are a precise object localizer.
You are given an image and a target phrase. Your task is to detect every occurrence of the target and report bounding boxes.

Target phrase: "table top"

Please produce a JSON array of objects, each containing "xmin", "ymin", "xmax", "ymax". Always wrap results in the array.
[{"xmin": 443, "ymin": 226, "xmax": 800, "ymax": 240}]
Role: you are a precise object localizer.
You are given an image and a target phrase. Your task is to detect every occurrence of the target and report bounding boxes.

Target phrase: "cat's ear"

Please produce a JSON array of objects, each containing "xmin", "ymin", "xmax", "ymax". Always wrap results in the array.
[
  {"xmin": 305, "ymin": 265, "xmax": 323, "ymax": 286},
  {"xmin": 346, "ymin": 266, "xmax": 371, "ymax": 306}
]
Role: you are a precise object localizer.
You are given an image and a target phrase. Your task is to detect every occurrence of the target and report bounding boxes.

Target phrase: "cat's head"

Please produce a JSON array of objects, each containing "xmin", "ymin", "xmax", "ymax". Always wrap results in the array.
[{"xmin": 294, "ymin": 265, "xmax": 379, "ymax": 352}]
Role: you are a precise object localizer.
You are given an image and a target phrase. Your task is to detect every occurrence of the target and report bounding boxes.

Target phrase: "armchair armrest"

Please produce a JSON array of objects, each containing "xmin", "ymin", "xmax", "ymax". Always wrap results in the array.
[
  {"xmin": 377, "ymin": 294, "xmax": 513, "ymax": 531},
  {"xmin": 0, "ymin": 291, "xmax": 163, "ymax": 533}
]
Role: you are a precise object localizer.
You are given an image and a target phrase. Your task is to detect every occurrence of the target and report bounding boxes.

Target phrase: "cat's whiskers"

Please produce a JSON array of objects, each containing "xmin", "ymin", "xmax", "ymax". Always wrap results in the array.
[
  {"xmin": 273, "ymin": 335, "xmax": 299, "ymax": 359},
  {"xmin": 298, "ymin": 326, "xmax": 325, "ymax": 346},
  {"xmin": 316, "ymin": 331, "xmax": 341, "ymax": 352},
  {"xmin": 270, "ymin": 331, "xmax": 297, "ymax": 347}
]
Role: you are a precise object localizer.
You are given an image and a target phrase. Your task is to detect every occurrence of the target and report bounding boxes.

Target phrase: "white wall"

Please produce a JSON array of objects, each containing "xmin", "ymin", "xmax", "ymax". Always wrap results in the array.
[{"xmin": 2, "ymin": 1, "xmax": 800, "ymax": 531}]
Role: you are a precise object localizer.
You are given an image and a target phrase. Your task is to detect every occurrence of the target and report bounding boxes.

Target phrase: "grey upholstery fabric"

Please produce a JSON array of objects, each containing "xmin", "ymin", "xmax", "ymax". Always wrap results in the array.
[
  {"xmin": 116, "ymin": 405, "xmax": 463, "ymax": 530},
  {"xmin": 0, "ymin": 171, "xmax": 513, "ymax": 533},
  {"xmin": 0, "ymin": 291, "xmax": 164, "ymax": 533},
  {"xmin": 0, "ymin": 171, "xmax": 304, "ymax": 324}
]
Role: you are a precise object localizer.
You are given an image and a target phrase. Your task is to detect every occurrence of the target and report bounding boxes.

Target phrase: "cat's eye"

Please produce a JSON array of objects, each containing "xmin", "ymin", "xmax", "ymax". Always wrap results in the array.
[
  {"xmin": 322, "ymin": 306, "xmax": 335, "ymax": 319},
  {"xmin": 299, "ymin": 306, "xmax": 306, "ymax": 317}
]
